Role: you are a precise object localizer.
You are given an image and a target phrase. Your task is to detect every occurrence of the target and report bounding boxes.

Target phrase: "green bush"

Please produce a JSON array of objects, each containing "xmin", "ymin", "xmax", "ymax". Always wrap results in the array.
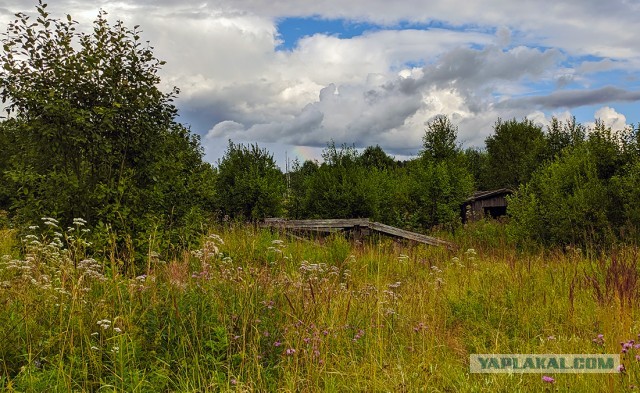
[{"xmin": 0, "ymin": 3, "xmax": 216, "ymax": 266}]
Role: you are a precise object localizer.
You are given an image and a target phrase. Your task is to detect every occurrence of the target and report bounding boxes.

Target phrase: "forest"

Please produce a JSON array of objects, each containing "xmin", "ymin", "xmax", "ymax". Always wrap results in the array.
[
  {"xmin": 1, "ymin": 3, "xmax": 640, "ymax": 391},
  {"xmin": 1, "ymin": 3, "xmax": 639, "ymax": 259}
]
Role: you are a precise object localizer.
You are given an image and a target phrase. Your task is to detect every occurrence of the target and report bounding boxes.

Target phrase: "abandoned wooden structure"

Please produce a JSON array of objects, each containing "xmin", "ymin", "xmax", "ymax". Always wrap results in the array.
[
  {"xmin": 461, "ymin": 188, "xmax": 513, "ymax": 223},
  {"xmin": 260, "ymin": 218, "xmax": 456, "ymax": 250}
]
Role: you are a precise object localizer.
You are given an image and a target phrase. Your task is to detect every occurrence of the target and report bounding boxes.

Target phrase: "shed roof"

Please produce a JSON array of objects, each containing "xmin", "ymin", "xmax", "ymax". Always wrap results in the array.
[{"xmin": 464, "ymin": 188, "xmax": 514, "ymax": 203}]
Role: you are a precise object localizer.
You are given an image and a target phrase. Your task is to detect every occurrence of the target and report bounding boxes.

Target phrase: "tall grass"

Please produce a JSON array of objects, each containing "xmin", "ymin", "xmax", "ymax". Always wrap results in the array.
[{"xmin": 1, "ymin": 221, "xmax": 639, "ymax": 391}]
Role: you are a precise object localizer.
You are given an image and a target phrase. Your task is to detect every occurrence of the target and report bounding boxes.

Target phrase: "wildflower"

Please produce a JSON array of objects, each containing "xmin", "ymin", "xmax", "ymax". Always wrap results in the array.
[
  {"xmin": 113, "ymin": 327, "xmax": 122, "ymax": 333},
  {"xmin": 542, "ymin": 375, "xmax": 555, "ymax": 383},
  {"xmin": 274, "ymin": 340, "xmax": 281, "ymax": 347},
  {"xmin": 619, "ymin": 364, "xmax": 626, "ymax": 373},
  {"xmin": 353, "ymin": 329, "xmax": 365, "ymax": 342},
  {"xmin": 413, "ymin": 322, "xmax": 428, "ymax": 333},
  {"xmin": 97, "ymin": 319, "xmax": 112, "ymax": 330},
  {"xmin": 72, "ymin": 218, "xmax": 87, "ymax": 226},
  {"xmin": 285, "ymin": 348, "xmax": 296, "ymax": 356},
  {"xmin": 547, "ymin": 335, "xmax": 556, "ymax": 340},
  {"xmin": 593, "ymin": 334, "xmax": 605, "ymax": 346},
  {"xmin": 230, "ymin": 378, "xmax": 237, "ymax": 385},
  {"xmin": 388, "ymin": 281, "xmax": 401, "ymax": 289}
]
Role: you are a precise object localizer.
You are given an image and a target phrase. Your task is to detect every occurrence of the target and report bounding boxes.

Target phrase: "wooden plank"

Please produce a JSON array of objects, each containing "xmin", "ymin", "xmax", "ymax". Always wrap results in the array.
[
  {"xmin": 369, "ymin": 221, "xmax": 456, "ymax": 250},
  {"xmin": 260, "ymin": 218, "xmax": 370, "ymax": 229},
  {"xmin": 260, "ymin": 218, "xmax": 456, "ymax": 249}
]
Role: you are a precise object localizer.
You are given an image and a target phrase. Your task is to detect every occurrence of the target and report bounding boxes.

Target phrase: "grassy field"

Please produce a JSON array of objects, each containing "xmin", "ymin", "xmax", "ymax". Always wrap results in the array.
[{"xmin": 1, "ymin": 222, "xmax": 639, "ymax": 392}]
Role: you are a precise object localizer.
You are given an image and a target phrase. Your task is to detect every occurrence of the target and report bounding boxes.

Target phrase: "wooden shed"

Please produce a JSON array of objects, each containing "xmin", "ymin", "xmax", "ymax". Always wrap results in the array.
[{"xmin": 461, "ymin": 188, "xmax": 513, "ymax": 223}]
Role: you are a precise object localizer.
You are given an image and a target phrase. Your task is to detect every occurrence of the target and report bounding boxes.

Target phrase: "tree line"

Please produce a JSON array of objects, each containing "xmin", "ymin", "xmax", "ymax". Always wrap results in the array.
[
  {"xmin": 218, "ymin": 115, "xmax": 640, "ymax": 249},
  {"xmin": 1, "ymin": 3, "xmax": 639, "ymax": 265}
]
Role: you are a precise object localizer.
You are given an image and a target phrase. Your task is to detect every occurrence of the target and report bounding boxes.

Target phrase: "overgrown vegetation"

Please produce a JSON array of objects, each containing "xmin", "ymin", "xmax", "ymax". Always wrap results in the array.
[
  {"xmin": 0, "ymin": 2, "xmax": 216, "ymax": 265},
  {"xmin": 1, "ymin": 3, "xmax": 640, "ymax": 390},
  {"xmin": 2, "ymin": 4, "xmax": 639, "ymax": 257},
  {"xmin": 2, "ymin": 223, "xmax": 640, "ymax": 391}
]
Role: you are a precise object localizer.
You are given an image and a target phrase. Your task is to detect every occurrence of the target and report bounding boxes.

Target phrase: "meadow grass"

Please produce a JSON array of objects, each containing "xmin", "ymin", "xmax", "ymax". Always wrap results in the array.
[{"xmin": 1, "ymin": 222, "xmax": 639, "ymax": 392}]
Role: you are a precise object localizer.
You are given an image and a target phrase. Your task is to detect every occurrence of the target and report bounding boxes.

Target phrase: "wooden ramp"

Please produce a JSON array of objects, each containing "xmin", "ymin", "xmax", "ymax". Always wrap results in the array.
[{"xmin": 260, "ymin": 218, "xmax": 456, "ymax": 250}]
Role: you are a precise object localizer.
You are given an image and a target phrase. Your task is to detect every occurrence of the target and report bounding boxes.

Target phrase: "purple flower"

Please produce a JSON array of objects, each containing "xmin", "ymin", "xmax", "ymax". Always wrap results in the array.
[
  {"xmin": 619, "ymin": 364, "xmax": 626, "ymax": 373},
  {"xmin": 285, "ymin": 348, "xmax": 296, "ymax": 356},
  {"xmin": 274, "ymin": 340, "xmax": 281, "ymax": 347},
  {"xmin": 542, "ymin": 375, "xmax": 555, "ymax": 383}
]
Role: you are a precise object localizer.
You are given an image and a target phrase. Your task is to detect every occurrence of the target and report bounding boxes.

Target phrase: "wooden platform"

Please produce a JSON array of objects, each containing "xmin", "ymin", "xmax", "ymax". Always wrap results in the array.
[{"xmin": 260, "ymin": 218, "xmax": 456, "ymax": 249}]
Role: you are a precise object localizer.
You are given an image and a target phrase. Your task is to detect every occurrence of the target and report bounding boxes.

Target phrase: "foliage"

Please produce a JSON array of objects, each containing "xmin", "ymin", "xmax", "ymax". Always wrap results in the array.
[
  {"xmin": 485, "ymin": 118, "xmax": 548, "ymax": 189},
  {"xmin": 0, "ymin": 2, "xmax": 215, "ymax": 263},
  {"xmin": 462, "ymin": 147, "xmax": 490, "ymax": 190},
  {"xmin": 421, "ymin": 115, "xmax": 459, "ymax": 162},
  {"xmin": 508, "ymin": 123, "xmax": 637, "ymax": 246},
  {"xmin": 2, "ymin": 223, "xmax": 640, "ymax": 391},
  {"xmin": 508, "ymin": 145, "xmax": 612, "ymax": 245},
  {"xmin": 215, "ymin": 141, "xmax": 285, "ymax": 221},
  {"xmin": 299, "ymin": 142, "xmax": 378, "ymax": 219},
  {"xmin": 545, "ymin": 116, "xmax": 586, "ymax": 158},
  {"xmin": 408, "ymin": 116, "xmax": 474, "ymax": 229},
  {"xmin": 357, "ymin": 145, "xmax": 396, "ymax": 170},
  {"xmin": 285, "ymin": 158, "xmax": 318, "ymax": 219}
]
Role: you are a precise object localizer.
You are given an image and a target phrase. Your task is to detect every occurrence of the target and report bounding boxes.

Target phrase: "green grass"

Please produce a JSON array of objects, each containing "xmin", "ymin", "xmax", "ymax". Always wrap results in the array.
[{"xmin": 1, "ymin": 223, "xmax": 639, "ymax": 391}]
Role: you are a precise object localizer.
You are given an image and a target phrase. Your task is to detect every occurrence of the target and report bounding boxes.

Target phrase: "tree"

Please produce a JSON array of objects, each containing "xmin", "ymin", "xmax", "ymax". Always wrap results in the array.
[
  {"xmin": 485, "ymin": 118, "xmax": 548, "ymax": 189},
  {"xmin": 422, "ymin": 115, "xmax": 458, "ymax": 162},
  {"xmin": 357, "ymin": 145, "xmax": 395, "ymax": 170},
  {"xmin": 409, "ymin": 115, "xmax": 473, "ymax": 229},
  {"xmin": 463, "ymin": 147, "xmax": 490, "ymax": 190},
  {"xmin": 286, "ymin": 158, "xmax": 318, "ymax": 219},
  {"xmin": 215, "ymin": 141, "xmax": 285, "ymax": 220},
  {"xmin": 508, "ymin": 125, "xmax": 633, "ymax": 246},
  {"xmin": 0, "ymin": 2, "xmax": 215, "ymax": 259},
  {"xmin": 545, "ymin": 116, "xmax": 586, "ymax": 158}
]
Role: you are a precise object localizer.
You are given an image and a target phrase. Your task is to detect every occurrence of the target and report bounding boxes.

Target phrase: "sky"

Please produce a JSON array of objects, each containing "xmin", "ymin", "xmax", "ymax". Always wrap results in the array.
[{"xmin": 1, "ymin": 0, "xmax": 639, "ymax": 166}]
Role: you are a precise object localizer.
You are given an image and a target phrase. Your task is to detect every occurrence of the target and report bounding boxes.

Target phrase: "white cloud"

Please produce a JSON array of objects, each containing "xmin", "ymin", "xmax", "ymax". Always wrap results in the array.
[
  {"xmin": 2, "ymin": 0, "xmax": 639, "ymax": 163},
  {"xmin": 590, "ymin": 106, "xmax": 629, "ymax": 131}
]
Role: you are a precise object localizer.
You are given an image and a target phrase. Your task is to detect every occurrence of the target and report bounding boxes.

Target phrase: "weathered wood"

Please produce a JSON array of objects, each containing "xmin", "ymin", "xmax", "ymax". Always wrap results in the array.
[
  {"xmin": 368, "ymin": 221, "xmax": 456, "ymax": 250},
  {"xmin": 261, "ymin": 218, "xmax": 456, "ymax": 249},
  {"xmin": 260, "ymin": 218, "xmax": 370, "ymax": 229}
]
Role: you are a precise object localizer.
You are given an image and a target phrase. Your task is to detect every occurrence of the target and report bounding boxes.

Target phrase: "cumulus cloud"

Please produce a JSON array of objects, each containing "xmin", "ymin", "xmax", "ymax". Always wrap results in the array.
[
  {"xmin": 590, "ymin": 106, "xmax": 629, "ymax": 131},
  {"xmin": 2, "ymin": 0, "xmax": 639, "ymax": 162},
  {"xmin": 207, "ymin": 43, "xmax": 564, "ymax": 151}
]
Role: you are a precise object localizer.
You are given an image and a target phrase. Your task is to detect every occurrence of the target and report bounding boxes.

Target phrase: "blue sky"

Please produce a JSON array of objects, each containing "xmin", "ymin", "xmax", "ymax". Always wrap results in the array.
[{"xmin": 2, "ymin": 0, "xmax": 639, "ymax": 165}]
